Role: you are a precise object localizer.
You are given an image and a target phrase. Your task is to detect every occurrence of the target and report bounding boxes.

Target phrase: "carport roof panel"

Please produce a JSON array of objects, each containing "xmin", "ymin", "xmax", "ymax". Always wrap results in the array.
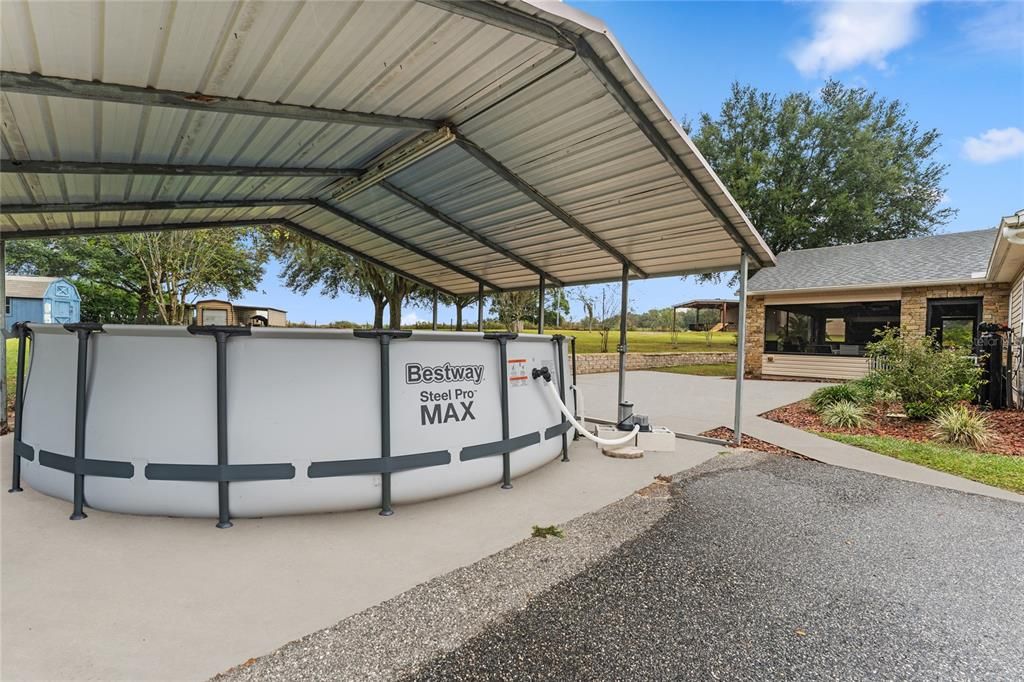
[{"xmin": 0, "ymin": 0, "xmax": 775, "ymax": 294}]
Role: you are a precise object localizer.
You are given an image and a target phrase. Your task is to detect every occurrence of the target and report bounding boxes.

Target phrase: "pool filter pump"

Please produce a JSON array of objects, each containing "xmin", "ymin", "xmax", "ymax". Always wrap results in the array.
[{"xmin": 617, "ymin": 401, "xmax": 651, "ymax": 432}]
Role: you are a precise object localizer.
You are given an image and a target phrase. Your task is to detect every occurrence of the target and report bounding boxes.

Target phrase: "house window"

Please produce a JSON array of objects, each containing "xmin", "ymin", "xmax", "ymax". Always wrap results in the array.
[
  {"xmin": 4, "ymin": 297, "xmax": 10, "ymax": 316},
  {"xmin": 764, "ymin": 301, "xmax": 901, "ymax": 356},
  {"xmin": 202, "ymin": 309, "xmax": 228, "ymax": 326},
  {"xmin": 926, "ymin": 297, "xmax": 982, "ymax": 349}
]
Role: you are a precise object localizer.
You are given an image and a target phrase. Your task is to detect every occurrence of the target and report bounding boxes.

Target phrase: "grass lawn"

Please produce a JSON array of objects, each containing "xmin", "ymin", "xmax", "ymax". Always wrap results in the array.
[
  {"xmin": 520, "ymin": 329, "xmax": 736, "ymax": 354},
  {"xmin": 821, "ymin": 432, "xmax": 1024, "ymax": 494},
  {"xmin": 653, "ymin": 363, "xmax": 736, "ymax": 377}
]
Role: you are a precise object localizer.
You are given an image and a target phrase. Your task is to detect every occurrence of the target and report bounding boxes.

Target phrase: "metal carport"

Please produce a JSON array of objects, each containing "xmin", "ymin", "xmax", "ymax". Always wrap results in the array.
[{"xmin": 0, "ymin": 0, "xmax": 775, "ymax": 444}]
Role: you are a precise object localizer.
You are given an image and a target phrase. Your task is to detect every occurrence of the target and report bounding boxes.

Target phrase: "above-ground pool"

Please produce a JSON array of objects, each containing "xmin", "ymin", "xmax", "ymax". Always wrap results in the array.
[{"xmin": 10, "ymin": 324, "xmax": 572, "ymax": 526}]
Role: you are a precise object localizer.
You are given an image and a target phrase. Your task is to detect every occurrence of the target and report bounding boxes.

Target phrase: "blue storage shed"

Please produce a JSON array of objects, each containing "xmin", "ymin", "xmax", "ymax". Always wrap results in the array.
[{"xmin": 5, "ymin": 276, "xmax": 81, "ymax": 331}]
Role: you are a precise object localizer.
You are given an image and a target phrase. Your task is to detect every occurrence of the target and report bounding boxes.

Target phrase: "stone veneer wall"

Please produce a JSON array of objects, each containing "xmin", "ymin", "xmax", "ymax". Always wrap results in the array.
[
  {"xmin": 744, "ymin": 296, "xmax": 766, "ymax": 378},
  {"xmin": 572, "ymin": 351, "xmax": 736, "ymax": 375},
  {"xmin": 900, "ymin": 283, "xmax": 1011, "ymax": 336}
]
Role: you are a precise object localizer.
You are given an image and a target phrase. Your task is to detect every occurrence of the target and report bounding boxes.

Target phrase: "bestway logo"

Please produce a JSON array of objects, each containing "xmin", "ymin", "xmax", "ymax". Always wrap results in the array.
[{"xmin": 406, "ymin": 362, "xmax": 484, "ymax": 385}]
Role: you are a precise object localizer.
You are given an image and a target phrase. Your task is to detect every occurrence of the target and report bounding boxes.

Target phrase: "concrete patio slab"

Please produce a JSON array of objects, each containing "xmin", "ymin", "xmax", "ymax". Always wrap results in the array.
[{"xmin": 0, "ymin": 434, "xmax": 719, "ymax": 681}]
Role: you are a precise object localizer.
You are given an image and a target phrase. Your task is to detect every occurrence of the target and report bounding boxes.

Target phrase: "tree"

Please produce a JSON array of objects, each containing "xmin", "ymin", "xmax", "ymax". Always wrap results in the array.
[
  {"xmin": 490, "ymin": 291, "xmax": 537, "ymax": 332},
  {"xmin": 6, "ymin": 228, "xmax": 269, "ymax": 325},
  {"xmin": 440, "ymin": 292, "xmax": 484, "ymax": 331},
  {"xmin": 689, "ymin": 81, "xmax": 955, "ymax": 259},
  {"xmin": 573, "ymin": 286, "xmax": 597, "ymax": 331},
  {"xmin": 545, "ymin": 287, "xmax": 571, "ymax": 328},
  {"xmin": 272, "ymin": 230, "xmax": 425, "ymax": 329},
  {"xmin": 594, "ymin": 284, "xmax": 622, "ymax": 353}
]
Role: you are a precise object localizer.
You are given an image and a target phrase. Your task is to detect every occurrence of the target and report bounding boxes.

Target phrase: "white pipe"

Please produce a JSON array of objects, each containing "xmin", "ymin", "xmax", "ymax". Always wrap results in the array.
[
  {"xmin": 569, "ymin": 384, "xmax": 587, "ymax": 436},
  {"xmin": 540, "ymin": 379, "xmax": 639, "ymax": 446}
]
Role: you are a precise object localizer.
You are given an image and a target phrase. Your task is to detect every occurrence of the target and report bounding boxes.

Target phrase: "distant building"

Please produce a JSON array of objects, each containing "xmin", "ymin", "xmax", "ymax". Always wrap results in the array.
[
  {"xmin": 672, "ymin": 299, "xmax": 739, "ymax": 332},
  {"xmin": 193, "ymin": 299, "xmax": 288, "ymax": 327},
  {"xmin": 4, "ymin": 275, "xmax": 81, "ymax": 331}
]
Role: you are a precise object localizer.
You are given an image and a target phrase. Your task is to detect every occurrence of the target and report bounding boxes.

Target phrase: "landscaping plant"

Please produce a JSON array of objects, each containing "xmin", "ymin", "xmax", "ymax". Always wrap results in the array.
[
  {"xmin": 809, "ymin": 382, "xmax": 872, "ymax": 412},
  {"xmin": 820, "ymin": 400, "xmax": 872, "ymax": 429},
  {"xmin": 865, "ymin": 327, "xmax": 982, "ymax": 419},
  {"xmin": 931, "ymin": 404, "xmax": 992, "ymax": 449},
  {"xmin": 531, "ymin": 525, "xmax": 565, "ymax": 539}
]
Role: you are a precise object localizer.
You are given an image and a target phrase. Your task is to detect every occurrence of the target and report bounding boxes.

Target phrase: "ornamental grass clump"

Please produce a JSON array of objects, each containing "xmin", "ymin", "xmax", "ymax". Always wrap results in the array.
[
  {"xmin": 820, "ymin": 400, "xmax": 871, "ymax": 429},
  {"xmin": 931, "ymin": 405, "xmax": 992, "ymax": 449}
]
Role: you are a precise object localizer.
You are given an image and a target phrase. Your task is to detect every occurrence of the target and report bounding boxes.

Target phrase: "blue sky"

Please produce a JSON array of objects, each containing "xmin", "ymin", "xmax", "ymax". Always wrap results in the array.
[{"xmin": 236, "ymin": 0, "xmax": 1024, "ymax": 326}]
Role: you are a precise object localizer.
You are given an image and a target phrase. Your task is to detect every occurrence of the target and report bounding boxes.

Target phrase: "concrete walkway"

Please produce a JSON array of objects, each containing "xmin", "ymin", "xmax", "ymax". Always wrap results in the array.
[
  {"xmin": 0, "ymin": 434, "xmax": 719, "ymax": 681},
  {"xmin": 578, "ymin": 371, "xmax": 1024, "ymax": 503}
]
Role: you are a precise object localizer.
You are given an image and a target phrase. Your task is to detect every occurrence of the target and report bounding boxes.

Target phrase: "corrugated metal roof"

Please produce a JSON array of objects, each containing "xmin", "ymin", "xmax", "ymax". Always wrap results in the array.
[
  {"xmin": 1, "ymin": 0, "xmax": 775, "ymax": 295},
  {"xmin": 5, "ymin": 275, "xmax": 60, "ymax": 299},
  {"xmin": 748, "ymin": 229, "xmax": 998, "ymax": 293}
]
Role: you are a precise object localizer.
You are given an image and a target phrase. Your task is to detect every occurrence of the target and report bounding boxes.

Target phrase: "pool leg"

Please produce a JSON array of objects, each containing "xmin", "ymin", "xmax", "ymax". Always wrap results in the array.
[
  {"xmin": 553, "ymin": 335, "xmax": 569, "ymax": 462},
  {"xmin": 66, "ymin": 323, "xmax": 103, "ymax": 520},
  {"xmin": 485, "ymin": 333, "xmax": 516, "ymax": 489},
  {"xmin": 9, "ymin": 323, "xmax": 29, "ymax": 493}
]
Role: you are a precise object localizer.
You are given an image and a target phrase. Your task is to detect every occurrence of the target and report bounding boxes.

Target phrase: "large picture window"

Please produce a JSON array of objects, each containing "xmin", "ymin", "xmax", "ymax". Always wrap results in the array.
[
  {"xmin": 764, "ymin": 301, "xmax": 901, "ymax": 356},
  {"xmin": 926, "ymin": 297, "xmax": 982, "ymax": 349}
]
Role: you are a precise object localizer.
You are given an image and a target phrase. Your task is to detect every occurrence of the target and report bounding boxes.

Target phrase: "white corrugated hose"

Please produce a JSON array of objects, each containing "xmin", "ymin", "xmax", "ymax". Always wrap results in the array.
[{"xmin": 539, "ymin": 378, "xmax": 639, "ymax": 446}]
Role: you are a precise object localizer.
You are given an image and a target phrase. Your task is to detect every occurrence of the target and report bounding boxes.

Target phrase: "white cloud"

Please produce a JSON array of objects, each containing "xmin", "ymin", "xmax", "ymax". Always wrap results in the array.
[
  {"xmin": 962, "ymin": 127, "xmax": 1024, "ymax": 164},
  {"xmin": 962, "ymin": 2, "xmax": 1024, "ymax": 55},
  {"xmin": 790, "ymin": 1, "xmax": 923, "ymax": 77},
  {"xmin": 401, "ymin": 311, "xmax": 420, "ymax": 326}
]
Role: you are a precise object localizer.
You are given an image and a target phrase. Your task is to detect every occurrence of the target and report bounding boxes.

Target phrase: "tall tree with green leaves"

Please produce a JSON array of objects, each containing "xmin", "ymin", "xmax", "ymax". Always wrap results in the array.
[
  {"xmin": 272, "ymin": 230, "xmax": 425, "ymax": 329},
  {"xmin": 689, "ymin": 80, "xmax": 956, "ymax": 257}
]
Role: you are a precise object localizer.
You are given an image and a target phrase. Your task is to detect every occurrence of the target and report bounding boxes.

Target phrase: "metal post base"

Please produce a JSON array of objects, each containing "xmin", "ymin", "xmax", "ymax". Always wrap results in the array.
[
  {"xmin": 216, "ymin": 520, "xmax": 233, "ymax": 529},
  {"xmin": 379, "ymin": 508, "xmax": 394, "ymax": 517},
  {"xmin": 501, "ymin": 482, "xmax": 513, "ymax": 490},
  {"xmin": 70, "ymin": 511, "xmax": 88, "ymax": 521},
  {"xmin": 9, "ymin": 486, "xmax": 23, "ymax": 493}
]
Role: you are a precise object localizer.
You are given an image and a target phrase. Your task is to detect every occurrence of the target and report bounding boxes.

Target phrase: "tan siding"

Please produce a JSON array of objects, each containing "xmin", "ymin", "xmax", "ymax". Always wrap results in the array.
[
  {"xmin": 196, "ymin": 300, "xmax": 234, "ymax": 326},
  {"xmin": 1010, "ymin": 270, "xmax": 1023, "ymax": 334},
  {"xmin": 762, "ymin": 354, "xmax": 871, "ymax": 381},
  {"xmin": 267, "ymin": 309, "xmax": 288, "ymax": 327}
]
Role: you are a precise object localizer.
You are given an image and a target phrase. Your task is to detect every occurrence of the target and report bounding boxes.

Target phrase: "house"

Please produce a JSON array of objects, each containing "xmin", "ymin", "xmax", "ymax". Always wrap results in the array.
[
  {"xmin": 193, "ymin": 299, "xmax": 288, "ymax": 327},
  {"xmin": 673, "ymin": 299, "xmax": 739, "ymax": 332},
  {"xmin": 744, "ymin": 212, "xmax": 1024, "ymax": 383},
  {"xmin": 4, "ymin": 275, "xmax": 81, "ymax": 331}
]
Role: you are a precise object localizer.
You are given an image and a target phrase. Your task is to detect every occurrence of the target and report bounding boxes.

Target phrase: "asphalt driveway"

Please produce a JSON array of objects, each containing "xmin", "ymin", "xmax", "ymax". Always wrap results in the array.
[{"xmin": 408, "ymin": 453, "xmax": 1024, "ymax": 681}]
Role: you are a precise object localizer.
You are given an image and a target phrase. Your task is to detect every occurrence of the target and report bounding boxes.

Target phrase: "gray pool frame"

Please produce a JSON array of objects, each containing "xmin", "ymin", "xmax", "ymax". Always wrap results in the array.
[{"xmin": 8, "ymin": 322, "xmax": 576, "ymax": 527}]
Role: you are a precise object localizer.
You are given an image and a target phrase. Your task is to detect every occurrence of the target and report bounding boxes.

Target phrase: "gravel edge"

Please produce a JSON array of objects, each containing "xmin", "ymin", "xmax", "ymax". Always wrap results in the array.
[{"xmin": 212, "ymin": 470, "xmax": 693, "ymax": 682}]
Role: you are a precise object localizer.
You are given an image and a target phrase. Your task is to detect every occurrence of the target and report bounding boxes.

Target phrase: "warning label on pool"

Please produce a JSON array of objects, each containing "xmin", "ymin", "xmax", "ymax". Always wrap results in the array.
[{"xmin": 508, "ymin": 358, "xmax": 528, "ymax": 387}]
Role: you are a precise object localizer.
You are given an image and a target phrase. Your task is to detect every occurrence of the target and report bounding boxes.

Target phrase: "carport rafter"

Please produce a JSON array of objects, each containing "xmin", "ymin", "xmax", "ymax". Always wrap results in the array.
[
  {"xmin": 309, "ymin": 200, "xmax": 501, "ymax": 292},
  {"xmin": 427, "ymin": 0, "xmax": 765, "ymax": 268},
  {"xmin": 0, "ymin": 219, "xmax": 279, "ymax": 239},
  {"xmin": 454, "ymin": 135, "xmax": 648, "ymax": 278},
  {"xmin": 0, "ymin": 198, "xmax": 311, "ymax": 215},
  {"xmin": 0, "ymin": 71, "xmax": 439, "ymax": 131},
  {"xmin": 0, "ymin": 159, "xmax": 361, "ymax": 178},
  {"xmin": 278, "ymin": 219, "xmax": 458, "ymax": 297},
  {"xmin": 379, "ymin": 181, "xmax": 565, "ymax": 287}
]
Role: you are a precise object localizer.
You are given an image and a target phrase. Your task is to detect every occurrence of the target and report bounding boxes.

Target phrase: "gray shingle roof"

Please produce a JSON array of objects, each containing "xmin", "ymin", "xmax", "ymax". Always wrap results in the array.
[
  {"xmin": 748, "ymin": 229, "xmax": 997, "ymax": 293},
  {"xmin": 5, "ymin": 275, "xmax": 59, "ymax": 299}
]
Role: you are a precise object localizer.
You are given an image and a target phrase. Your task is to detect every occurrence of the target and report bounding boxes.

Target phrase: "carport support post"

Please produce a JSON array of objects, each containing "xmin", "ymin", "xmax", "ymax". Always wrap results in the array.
[
  {"xmin": 733, "ymin": 253, "xmax": 748, "ymax": 446},
  {"xmin": 617, "ymin": 264, "xmax": 629, "ymax": 406},
  {"xmin": 431, "ymin": 290, "xmax": 438, "ymax": 331},
  {"xmin": 477, "ymin": 283, "xmax": 484, "ymax": 332},
  {"xmin": 538, "ymin": 276, "xmax": 545, "ymax": 334}
]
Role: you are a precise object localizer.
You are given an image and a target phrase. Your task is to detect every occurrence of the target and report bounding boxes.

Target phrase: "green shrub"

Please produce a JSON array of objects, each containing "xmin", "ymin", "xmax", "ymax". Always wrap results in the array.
[
  {"xmin": 809, "ymin": 383, "xmax": 868, "ymax": 412},
  {"xmin": 820, "ymin": 400, "xmax": 871, "ymax": 429},
  {"xmin": 931, "ymin": 405, "xmax": 991, "ymax": 449},
  {"xmin": 531, "ymin": 524, "xmax": 565, "ymax": 539},
  {"xmin": 865, "ymin": 327, "xmax": 982, "ymax": 420}
]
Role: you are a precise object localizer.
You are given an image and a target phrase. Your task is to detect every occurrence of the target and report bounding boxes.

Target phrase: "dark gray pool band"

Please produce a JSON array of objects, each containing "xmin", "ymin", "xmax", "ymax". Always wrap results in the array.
[
  {"xmin": 39, "ymin": 449, "xmax": 134, "ymax": 478},
  {"xmin": 14, "ymin": 440, "xmax": 34, "ymax": 461},
  {"xmin": 544, "ymin": 420, "xmax": 573, "ymax": 440},
  {"xmin": 308, "ymin": 449, "xmax": 451, "ymax": 478},
  {"xmin": 145, "ymin": 462, "xmax": 295, "ymax": 482},
  {"xmin": 460, "ymin": 431, "xmax": 541, "ymax": 461}
]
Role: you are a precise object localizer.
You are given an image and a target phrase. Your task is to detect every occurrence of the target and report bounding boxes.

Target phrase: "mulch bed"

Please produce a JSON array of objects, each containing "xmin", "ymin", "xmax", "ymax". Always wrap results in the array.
[
  {"xmin": 698, "ymin": 426, "xmax": 812, "ymax": 460},
  {"xmin": 762, "ymin": 401, "xmax": 1024, "ymax": 457}
]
